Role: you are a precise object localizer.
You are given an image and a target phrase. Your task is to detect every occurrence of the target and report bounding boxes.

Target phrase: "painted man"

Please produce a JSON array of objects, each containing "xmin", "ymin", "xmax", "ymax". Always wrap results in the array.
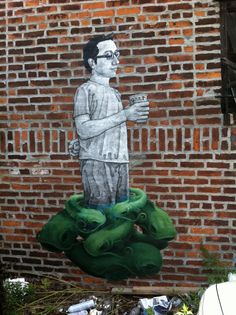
[{"xmin": 73, "ymin": 34, "xmax": 149, "ymax": 210}]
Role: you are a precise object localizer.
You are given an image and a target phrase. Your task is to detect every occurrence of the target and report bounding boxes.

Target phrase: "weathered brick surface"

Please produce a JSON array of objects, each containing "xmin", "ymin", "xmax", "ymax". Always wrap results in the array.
[{"xmin": 1, "ymin": 0, "xmax": 236, "ymax": 288}]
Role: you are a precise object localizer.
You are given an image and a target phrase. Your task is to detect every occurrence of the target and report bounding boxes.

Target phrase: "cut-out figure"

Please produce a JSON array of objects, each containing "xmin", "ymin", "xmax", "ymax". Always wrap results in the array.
[
  {"xmin": 73, "ymin": 34, "xmax": 149, "ymax": 210},
  {"xmin": 37, "ymin": 35, "xmax": 177, "ymax": 280}
]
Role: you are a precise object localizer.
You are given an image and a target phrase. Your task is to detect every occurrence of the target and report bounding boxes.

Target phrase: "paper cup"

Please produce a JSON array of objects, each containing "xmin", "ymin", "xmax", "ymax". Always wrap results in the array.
[{"xmin": 129, "ymin": 93, "xmax": 148, "ymax": 105}]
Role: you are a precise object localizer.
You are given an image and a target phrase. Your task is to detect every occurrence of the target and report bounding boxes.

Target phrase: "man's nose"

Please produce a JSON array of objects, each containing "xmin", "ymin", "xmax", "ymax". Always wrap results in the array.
[{"xmin": 112, "ymin": 55, "xmax": 119, "ymax": 64}]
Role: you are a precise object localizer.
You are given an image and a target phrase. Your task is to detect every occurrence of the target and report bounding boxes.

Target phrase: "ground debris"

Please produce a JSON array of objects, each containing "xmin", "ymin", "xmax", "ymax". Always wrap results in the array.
[{"xmin": 2, "ymin": 275, "xmax": 202, "ymax": 315}]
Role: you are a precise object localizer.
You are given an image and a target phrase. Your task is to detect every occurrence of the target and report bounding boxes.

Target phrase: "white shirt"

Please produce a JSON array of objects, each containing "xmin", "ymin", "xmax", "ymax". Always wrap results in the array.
[{"xmin": 73, "ymin": 80, "xmax": 128, "ymax": 163}]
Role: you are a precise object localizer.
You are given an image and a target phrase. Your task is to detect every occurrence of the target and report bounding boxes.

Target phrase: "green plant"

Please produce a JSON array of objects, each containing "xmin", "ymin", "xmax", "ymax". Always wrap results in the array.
[
  {"xmin": 174, "ymin": 303, "xmax": 193, "ymax": 315},
  {"xmin": 178, "ymin": 290, "xmax": 203, "ymax": 315},
  {"xmin": 3, "ymin": 280, "xmax": 36, "ymax": 315},
  {"xmin": 146, "ymin": 307, "xmax": 155, "ymax": 315},
  {"xmin": 200, "ymin": 243, "xmax": 236, "ymax": 285},
  {"xmin": 41, "ymin": 278, "xmax": 52, "ymax": 290}
]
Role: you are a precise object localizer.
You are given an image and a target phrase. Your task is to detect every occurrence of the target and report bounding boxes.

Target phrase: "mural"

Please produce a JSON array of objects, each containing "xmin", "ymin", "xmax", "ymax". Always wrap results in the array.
[{"xmin": 37, "ymin": 34, "xmax": 176, "ymax": 280}]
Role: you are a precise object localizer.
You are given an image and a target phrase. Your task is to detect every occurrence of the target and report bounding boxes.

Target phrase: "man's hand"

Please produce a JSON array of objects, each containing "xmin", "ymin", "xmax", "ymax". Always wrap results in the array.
[{"xmin": 124, "ymin": 101, "xmax": 149, "ymax": 123}]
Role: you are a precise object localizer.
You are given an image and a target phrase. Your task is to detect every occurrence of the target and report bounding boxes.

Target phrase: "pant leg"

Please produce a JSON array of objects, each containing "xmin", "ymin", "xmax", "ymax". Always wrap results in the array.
[
  {"xmin": 102, "ymin": 162, "xmax": 129, "ymax": 204},
  {"xmin": 80, "ymin": 160, "xmax": 110, "ymax": 209},
  {"xmin": 116, "ymin": 163, "xmax": 129, "ymax": 203},
  {"xmin": 80, "ymin": 160, "xmax": 129, "ymax": 210}
]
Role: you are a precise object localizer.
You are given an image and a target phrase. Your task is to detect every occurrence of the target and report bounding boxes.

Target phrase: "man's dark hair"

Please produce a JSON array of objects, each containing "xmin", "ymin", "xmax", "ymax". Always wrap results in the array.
[{"xmin": 83, "ymin": 33, "xmax": 114, "ymax": 73}]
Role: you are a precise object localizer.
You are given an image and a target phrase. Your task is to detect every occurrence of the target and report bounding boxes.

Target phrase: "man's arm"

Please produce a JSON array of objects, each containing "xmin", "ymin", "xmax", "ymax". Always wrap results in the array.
[
  {"xmin": 74, "ymin": 110, "xmax": 127, "ymax": 140},
  {"xmin": 75, "ymin": 102, "xmax": 149, "ymax": 140}
]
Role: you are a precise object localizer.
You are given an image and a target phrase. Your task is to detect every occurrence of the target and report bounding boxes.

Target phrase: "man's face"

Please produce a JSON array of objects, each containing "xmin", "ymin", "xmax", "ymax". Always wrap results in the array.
[{"xmin": 92, "ymin": 40, "xmax": 119, "ymax": 78}]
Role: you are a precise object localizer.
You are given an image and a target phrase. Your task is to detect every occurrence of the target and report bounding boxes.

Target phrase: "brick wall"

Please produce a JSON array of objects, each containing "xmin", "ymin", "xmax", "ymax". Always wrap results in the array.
[{"xmin": 1, "ymin": 0, "xmax": 236, "ymax": 288}]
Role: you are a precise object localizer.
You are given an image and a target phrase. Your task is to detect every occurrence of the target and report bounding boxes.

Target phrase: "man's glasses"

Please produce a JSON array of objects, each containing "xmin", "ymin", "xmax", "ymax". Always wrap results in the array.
[{"xmin": 96, "ymin": 50, "xmax": 120, "ymax": 60}]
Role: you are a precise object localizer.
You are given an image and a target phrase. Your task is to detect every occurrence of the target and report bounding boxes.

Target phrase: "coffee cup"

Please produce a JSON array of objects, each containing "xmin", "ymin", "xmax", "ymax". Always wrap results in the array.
[
  {"xmin": 129, "ymin": 93, "xmax": 149, "ymax": 123},
  {"xmin": 129, "ymin": 93, "xmax": 148, "ymax": 106}
]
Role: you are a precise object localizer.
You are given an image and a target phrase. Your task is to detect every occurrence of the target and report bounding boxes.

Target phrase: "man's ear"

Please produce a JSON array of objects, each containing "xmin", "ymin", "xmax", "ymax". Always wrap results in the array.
[{"xmin": 88, "ymin": 58, "xmax": 95, "ymax": 69}]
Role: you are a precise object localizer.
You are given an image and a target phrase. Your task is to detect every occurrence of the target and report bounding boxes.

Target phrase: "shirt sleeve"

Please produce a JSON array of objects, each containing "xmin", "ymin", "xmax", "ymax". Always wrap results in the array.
[{"xmin": 73, "ymin": 85, "xmax": 90, "ymax": 118}]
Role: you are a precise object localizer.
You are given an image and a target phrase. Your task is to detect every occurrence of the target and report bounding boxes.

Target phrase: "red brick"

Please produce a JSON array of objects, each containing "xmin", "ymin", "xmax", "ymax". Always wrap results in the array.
[
  {"xmin": 6, "ymin": 235, "xmax": 26, "ymax": 242},
  {"xmin": 92, "ymin": 9, "xmax": 114, "ymax": 17},
  {"xmin": 171, "ymin": 170, "xmax": 195, "ymax": 176},
  {"xmin": 117, "ymin": 7, "xmax": 140, "ymax": 15},
  {"xmin": 191, "ymin": 227, "xmax": 215, "ymax": 234},
  {"xmin": 82, "ymin": 2, "xmax": 105, "ymax": 9},
  {"xmin": 143, "ymin": 5, "xmax": 166, "ymax": 13}
]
